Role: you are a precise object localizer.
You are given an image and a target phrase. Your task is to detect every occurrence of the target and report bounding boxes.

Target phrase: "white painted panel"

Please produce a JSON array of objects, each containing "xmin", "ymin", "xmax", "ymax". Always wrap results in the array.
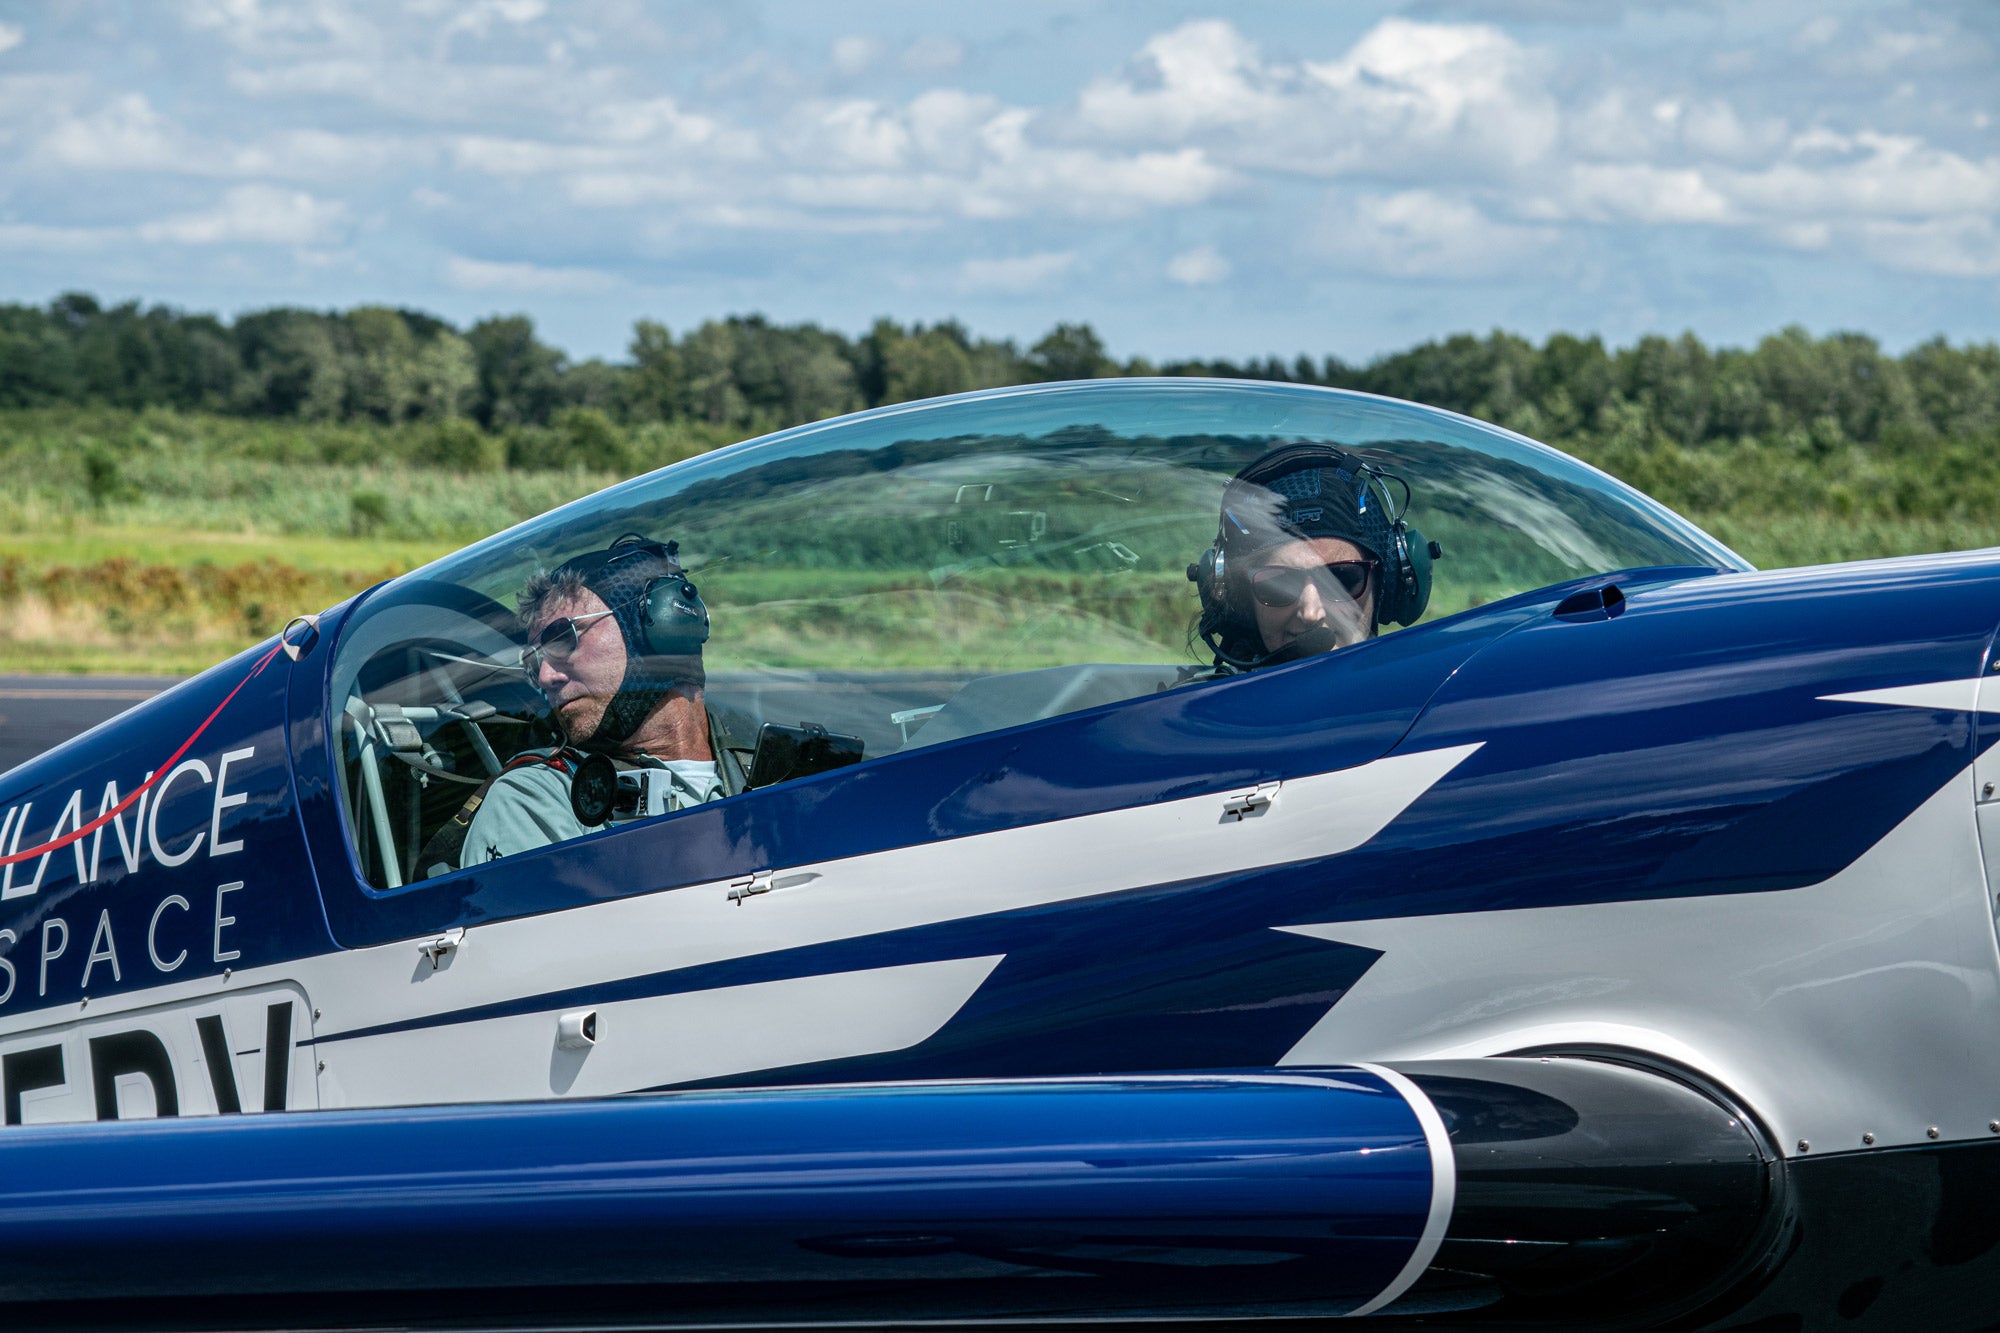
[{"xmin": 316, "ymin": 956, "xmax": 1001, "ymax": 1108}]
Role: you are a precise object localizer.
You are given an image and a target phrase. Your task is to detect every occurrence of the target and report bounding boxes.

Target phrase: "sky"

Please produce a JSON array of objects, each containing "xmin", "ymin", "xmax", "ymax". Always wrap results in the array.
[{"xmin": 0, "ymin": 0, "xmax": 1995, "ymax": 365}]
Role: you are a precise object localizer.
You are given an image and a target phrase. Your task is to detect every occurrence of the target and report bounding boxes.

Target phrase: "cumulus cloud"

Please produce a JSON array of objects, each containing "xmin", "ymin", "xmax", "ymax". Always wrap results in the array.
[
  {"xmin": 813, "ymin": 99, "xmax": 915, "ymax": 169},
  {"xmin": 1855, "ymin": 215, "xmax": 2000, "ymax": 277},
  {"xmin": 1332, "ymin": 189, "xmax": 1557, "ymax": 279},
  {"xmin": 1722, "ymin": 130, "xmax": 2000, "ymax": 219},
  {"xmin": 433, "ymin": 0, "xmax": 547, "ymax": 47},
  {"xmin": 444, "ymin": 255, "xmax": 616, "ymax": 293},
  {"xmin": 1567, "ymin": 90, "xmax": 1785, "ymax": 165},
  {"xmin": 830, "ymin": 35, "xmax": 881, "ymax": 76},
  {"xmin": 1067, "ymin": 17, "xmax": 1563, "ymax": 186},
  {"xmin": 41, "ymin": 94, "xmax": 190, "ymax": 170},
  {"xmin": 0, "ymin": 21, "xmax": 23, "ymax": 54},
  {"xmin": 1300, "ymin": 19, "xmax": 1559, "ymax": 174},
  {"xmin": 445, "ymin": 81, "xmax": 1231, "ymax": 226},
  {"xmin": 36, "ymin": 94, "xmax": 427, "ymax": 182},
  {"xmin": 1542, "ymin": 164, "xmax": 1734, "ymax": 224},
  {"xmin": 957, "ymin": 251, "xmax": 1077, "ymax": 293},
  {"xmin": 240, "ymin": 128, "xmax": 431, "ymax": 180},
  {"xmin": 0, "ymin": 222, "xmax": 120, "ymax": 250},
  {"xmin": 1503, "ymin": 124, "xmax": 2000, "ymax": 259},
  {"xmin": 1850, "ymin": 28, "xmax": 1949, "ymax": 74},
  {"xmin": 1077, "ymin": 19, "xmax": 1282, "ymax": 140},
  {"xmin": 228, "ymin": 57, "xmax": 577, "ymax": 124},
  {"xmin": 138, "ymin": 184, "xmax": 347, "ymax": 244},
  {"xmin": 1167, "ymin": 244, "xmax": 1230, "ymax": 285},
  {"xmin": 181, "ymin": 0, "xmax": 370, "ymax": 57}
]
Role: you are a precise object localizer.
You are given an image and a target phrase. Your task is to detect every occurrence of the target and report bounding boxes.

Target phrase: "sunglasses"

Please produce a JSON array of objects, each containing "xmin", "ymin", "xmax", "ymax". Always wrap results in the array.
[
  {"xmin": 1250, "ymin": 559, "xmax": 1377, "ymax": 609},
  {"xmin": 522, "ymin": 608, "xmax": 619, "ymax": 672}
]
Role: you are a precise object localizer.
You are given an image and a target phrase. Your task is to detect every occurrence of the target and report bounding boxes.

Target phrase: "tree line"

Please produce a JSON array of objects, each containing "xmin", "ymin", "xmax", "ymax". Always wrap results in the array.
[{"xmin": 3, "ymin": 292, "xmax": 1996, "ymax": 455}]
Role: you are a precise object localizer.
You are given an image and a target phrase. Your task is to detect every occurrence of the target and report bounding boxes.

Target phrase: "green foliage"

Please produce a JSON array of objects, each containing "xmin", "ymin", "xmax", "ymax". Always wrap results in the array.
[
  {"xmin": 1029, "ymin": 322, "xmax": 1116, "ymax": 381},
  {"xmin": 552, "ymin": 406, "xmax": 631, "ymax": 472},
  {"xmin": 349, "ymin": 489, "xmax": 390, "ymax": 535},
  {"xmin": 6, "ymin": 292, "xmax": 1995, "ymax": 473},
  {"xmin": 413, "ymin": 417, "xmax": 505, "ymax": 472},
  {"xmin": 81, "ymin": 445, "xmax": 138, "ymax": 507},
  {"xmin": 469, "ymin": 314, "xmax": 566, "ymax": 428}
]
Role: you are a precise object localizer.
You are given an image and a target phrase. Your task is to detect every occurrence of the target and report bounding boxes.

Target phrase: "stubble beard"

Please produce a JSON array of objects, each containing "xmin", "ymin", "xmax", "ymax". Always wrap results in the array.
[{"xmin": 556, "ymin": 694, "xmax": 608, "ymax": 746}]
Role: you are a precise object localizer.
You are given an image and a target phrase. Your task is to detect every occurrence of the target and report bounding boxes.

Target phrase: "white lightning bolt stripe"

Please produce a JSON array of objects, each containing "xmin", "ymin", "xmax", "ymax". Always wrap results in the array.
[{"xmin": 1819, "ymin": 677, "xmax": 2000, "ymax": 712}]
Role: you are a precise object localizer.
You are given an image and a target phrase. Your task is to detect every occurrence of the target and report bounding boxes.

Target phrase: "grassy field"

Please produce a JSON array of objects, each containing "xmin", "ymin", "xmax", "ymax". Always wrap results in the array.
[
  {"xmin": 0, "ymin": 526, "xmax": 441, "ymax": 674},
  {"xmin": 4, "ymin": 407, "xmax": 1998, "ymax": 675},
  {"xmin": 0, "ymin": 408, "xmax": 623, "ymax": 671}
]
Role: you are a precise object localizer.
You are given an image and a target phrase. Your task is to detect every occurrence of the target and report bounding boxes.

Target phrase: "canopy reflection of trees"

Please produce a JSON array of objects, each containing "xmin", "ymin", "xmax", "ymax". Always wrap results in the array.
[{"xmin": 6, "ymin": 294, "xmax": 1993, "ymax": 456}]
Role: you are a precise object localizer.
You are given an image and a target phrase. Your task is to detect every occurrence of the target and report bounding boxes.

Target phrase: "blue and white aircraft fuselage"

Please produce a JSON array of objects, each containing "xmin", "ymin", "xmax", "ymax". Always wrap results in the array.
[{"xmin": 1, "ymin": 380, "xmax": 1996, "ymax": 1331}]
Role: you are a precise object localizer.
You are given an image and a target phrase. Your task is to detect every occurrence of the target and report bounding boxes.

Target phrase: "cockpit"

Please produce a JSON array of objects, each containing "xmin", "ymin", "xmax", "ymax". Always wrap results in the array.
[{"xmin": 323, "ymin": 380, "xmax": 1743, "ymax": 889}]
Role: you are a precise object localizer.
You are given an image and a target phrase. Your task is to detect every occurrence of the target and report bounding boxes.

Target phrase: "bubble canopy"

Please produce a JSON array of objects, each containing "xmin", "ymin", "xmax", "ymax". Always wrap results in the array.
[
  {"xmin": 325, "ymin": 380, "xmax": 1743, "ymax": 888},
  {"xmin": 421, "ymin": 379, "xmax": 1741, "ymax": 617}
]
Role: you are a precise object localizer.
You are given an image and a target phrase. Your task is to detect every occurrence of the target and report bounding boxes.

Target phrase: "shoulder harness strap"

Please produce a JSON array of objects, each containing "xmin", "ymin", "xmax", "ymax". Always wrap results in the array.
[{"xmin": 416, "ymin": 746, "xmax": 582, "ymax": 877}]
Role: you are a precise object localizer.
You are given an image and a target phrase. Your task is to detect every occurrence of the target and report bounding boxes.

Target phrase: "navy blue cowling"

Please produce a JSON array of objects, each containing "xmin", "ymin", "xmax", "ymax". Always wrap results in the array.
[{"xmin": 0, "ymin": 1071, "xmax": 1433, "ymax": 1319}]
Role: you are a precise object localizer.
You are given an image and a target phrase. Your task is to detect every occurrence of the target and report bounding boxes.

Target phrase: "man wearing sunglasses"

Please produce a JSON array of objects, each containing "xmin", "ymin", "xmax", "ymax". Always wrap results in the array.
[
  {"xmin": 1190, "ymin": 443, "xmax": 1436, "ymax": 672},
  {"xmin": 441, "ymin": 535, "xmax": 737, "ymax": 869}
]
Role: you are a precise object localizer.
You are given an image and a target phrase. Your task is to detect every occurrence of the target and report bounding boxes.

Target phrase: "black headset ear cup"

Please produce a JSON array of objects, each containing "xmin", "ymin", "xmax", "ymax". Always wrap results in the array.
[
  {"xmin": 1381, "ymin": 523, "xmax": 1434, "ymax": 627},
  {"xmin": 1187, "ymin": 543, "xmax": 1223, "ymax": 604},
  {"xmin": 639, "ymin": 575, "xmax": 710, "ymax": 656}
]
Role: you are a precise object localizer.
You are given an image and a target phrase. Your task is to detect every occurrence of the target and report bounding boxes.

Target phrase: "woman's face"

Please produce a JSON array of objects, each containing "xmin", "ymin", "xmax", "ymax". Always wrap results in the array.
[{"xmin": 1248, "ymin": 536, "xmax": 1377, "ymax": 654}]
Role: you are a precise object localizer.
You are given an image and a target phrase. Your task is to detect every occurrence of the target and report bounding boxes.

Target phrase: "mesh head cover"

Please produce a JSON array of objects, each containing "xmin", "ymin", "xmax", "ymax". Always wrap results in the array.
[
  {"xmin": 548, "ymin": 535, "xmax": 700, "ymax": 751},
  {"xmin": 1219, "ymin": 446, "xmax": 1389, "ymax": 565}
]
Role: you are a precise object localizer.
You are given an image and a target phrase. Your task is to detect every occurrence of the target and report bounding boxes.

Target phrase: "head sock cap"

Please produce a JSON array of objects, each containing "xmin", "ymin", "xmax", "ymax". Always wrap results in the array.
[
  {"xmin": 1218, "ymin": 445, "xmax": 1391, "ymax": 567},
  {"xmin": 547, "ymin": 534, "xmax": 702, "ymax": 752}
]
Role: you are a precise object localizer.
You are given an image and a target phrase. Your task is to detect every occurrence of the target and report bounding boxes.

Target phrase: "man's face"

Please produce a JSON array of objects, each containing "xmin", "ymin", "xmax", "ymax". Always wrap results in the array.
[
  {"xmin": 529, "ymin": 590, "xmax": 626, "ymax": 744},
  {"xmin": 1249, "ymin": 536, "xmax": 1377, "ymax": 654}
]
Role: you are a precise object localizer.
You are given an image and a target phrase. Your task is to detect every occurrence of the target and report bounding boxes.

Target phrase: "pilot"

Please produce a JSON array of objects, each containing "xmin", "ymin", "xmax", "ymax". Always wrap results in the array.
[
  {"xmin": 428, "ymin": 534, "xmax": 737, "ymax": 870},
  {"xmin": 1189, "ymin": 443, "xmax": 1438, "ymax": 671}
]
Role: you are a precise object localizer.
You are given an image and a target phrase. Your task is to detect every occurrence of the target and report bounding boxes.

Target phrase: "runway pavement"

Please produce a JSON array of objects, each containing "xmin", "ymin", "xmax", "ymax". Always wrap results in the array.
[{"xmin": 0, "ymin": 676, "xmax": 182, "ymax": 774}]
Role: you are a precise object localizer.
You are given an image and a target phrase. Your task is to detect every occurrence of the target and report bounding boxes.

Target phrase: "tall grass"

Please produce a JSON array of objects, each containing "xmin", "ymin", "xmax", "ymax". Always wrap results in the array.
[{"xmin": 0, "ymin": 407, "xmax": 633, "ymax": 543}]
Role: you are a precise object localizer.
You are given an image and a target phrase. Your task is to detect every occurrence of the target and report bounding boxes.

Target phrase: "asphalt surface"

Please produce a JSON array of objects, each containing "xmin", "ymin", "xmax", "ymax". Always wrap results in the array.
[{"xmin": 0, "ymin": 676, "xmax": 182, "ymax": 774}]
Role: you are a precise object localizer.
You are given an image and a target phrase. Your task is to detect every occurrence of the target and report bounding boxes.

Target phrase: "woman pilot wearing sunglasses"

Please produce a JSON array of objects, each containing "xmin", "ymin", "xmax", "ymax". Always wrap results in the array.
[{"xmin": 1189, "ymin": 442, "xmax": 1440, "ymax": 672}]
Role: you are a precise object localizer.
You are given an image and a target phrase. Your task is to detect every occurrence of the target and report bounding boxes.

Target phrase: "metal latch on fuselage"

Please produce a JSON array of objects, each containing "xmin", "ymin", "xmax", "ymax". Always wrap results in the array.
[
  {"xmin": 1221, "ymin": 781, "xmax": 1281, "ymax": 822},
  {"xmin": 418, "ymin": 927, "xmax": 465, "ymax": 969}
]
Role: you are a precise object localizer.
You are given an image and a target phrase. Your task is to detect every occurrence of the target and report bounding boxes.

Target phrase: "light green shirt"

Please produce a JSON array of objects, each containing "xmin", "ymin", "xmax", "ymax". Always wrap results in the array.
[{"xmin": 461, "ymin": 753, "xmax": 721, "ymax": 866}]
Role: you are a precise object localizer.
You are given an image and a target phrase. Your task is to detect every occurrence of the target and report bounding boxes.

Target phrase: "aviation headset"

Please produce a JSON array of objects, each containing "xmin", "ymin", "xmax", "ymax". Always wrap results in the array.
[
  {"xmin": 542, "ymin": 533, "xmax": 710, "ymax": 749},
  {"xmin": 1188, "ymin": 443, "xmax": 1440, "ymax": 670}
]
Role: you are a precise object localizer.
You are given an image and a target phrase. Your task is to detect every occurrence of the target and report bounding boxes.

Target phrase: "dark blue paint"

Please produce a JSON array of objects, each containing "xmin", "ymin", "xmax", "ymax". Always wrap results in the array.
[
  {"xmin": 1317, "ymin": 554, "xmax": 2000, "ymax": 923},
  {"xmin": 0, "ymin": 1071, "xmax": 1432, "ymax": 1317},
  {"xmin": 0, "ymin": 637, "xmax": 336, "ymax": 1020}
]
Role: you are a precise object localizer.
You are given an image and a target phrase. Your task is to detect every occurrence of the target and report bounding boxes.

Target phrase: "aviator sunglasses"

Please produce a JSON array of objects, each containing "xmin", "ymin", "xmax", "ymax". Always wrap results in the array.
[
  {"xmin": 1250, "ymin": 559, "xmax": 1378, "ymax": 609},
  {"xmin": 521, "ymin": 607, "xmax": 621, "ymax": 672}
]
